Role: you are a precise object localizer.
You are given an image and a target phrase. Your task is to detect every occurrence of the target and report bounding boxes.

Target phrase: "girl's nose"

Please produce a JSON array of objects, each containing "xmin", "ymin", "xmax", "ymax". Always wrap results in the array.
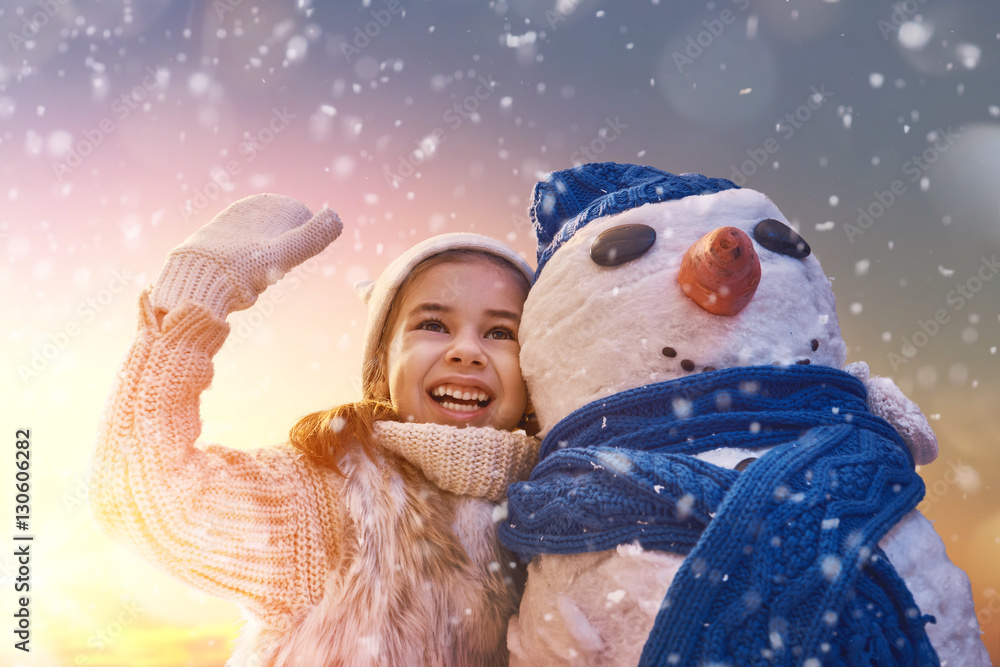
[{"xmin": 447, "ymin": 329, "xmax": 487, "ymax": 366}]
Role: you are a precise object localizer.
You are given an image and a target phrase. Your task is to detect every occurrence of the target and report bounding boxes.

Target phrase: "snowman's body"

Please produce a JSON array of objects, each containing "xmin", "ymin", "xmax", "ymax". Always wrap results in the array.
[
  {"xmin": 507, "ymin": 471, "xmax": 982, "ymax": 666},
  {"xmin": 506, "ymin": 178, "xmax": 988, "ymax": 666}
]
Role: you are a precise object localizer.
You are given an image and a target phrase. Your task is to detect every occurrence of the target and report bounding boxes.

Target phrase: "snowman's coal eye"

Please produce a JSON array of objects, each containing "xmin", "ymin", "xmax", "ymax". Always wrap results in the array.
[
  {"xmin": 753, "ymin": 219, "xmax": 811, "ymax": 259},
  {"xmin": 590, "ymin": 224, "xmax": 656, "ymax": 267}
]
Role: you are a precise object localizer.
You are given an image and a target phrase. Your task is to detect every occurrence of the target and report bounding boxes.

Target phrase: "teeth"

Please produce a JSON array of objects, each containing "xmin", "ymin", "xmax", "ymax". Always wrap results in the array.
[
  {"xmin": 439, "ymin": 401, "xmax": 480, "ymax": 413},
  {"xmin": 431, "ymin": 384, "xmax": 491, "ymax": 402}
]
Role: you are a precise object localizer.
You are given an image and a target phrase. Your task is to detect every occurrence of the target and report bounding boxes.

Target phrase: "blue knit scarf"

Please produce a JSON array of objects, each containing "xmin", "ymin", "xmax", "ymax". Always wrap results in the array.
[{"xmin": 500, "ymin": 365, "xmax": 939, "ymax": 666}]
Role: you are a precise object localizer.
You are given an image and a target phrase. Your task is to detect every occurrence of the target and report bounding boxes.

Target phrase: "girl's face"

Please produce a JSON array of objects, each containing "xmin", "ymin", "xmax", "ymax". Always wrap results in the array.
[{"xmin": 383, "ymin": 257, "xmax": 529, "ymax": 431}]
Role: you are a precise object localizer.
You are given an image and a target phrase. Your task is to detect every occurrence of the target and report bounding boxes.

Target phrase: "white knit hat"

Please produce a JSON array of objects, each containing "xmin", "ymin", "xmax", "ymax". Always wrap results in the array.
[{"xmin": 355, "ymin": 233, "xmax": 534, "ymax": 399}]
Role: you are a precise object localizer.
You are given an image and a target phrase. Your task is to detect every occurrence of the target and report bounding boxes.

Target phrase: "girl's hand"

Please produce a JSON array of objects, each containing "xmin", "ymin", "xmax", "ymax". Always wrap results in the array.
[{"xmin": 151, "ymin": 194, "xmax": 342, "ymax": 319}]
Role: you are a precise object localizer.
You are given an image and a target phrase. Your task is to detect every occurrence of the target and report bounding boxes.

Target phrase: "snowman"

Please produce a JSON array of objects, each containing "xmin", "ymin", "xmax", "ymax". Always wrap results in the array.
[{"xmin": 500, "ymin": 163, "xmax": 988, "ymax": 666}]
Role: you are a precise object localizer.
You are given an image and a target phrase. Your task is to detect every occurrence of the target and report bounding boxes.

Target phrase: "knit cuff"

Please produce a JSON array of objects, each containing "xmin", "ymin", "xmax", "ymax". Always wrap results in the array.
[
  {"xmin": 150, "ymin": 249, "xmax": 253, "ymax": 321},
  {"xmin": 843, "ymin": 360, "xmax": 870, "ymax": 383},
  {"xmin": 866, "ymin": 376, "xmax": 938, "ymax": 466},
  {"xmin": 845, "ymin": 361, "xmax": 938, "ymax": 466},
  {"xmin": 138, "ymin": 287, "xmax": 231, "ymax": 356}
]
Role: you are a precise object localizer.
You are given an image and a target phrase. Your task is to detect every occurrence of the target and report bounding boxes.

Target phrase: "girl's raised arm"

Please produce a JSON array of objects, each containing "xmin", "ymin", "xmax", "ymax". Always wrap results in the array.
[{"xmin": 90, "ymin": 195, "xmax": 344, "ymax": 626}]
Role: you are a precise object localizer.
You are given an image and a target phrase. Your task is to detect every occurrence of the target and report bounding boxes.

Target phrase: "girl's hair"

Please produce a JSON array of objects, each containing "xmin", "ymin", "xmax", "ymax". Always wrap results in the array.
[{"xmin": 288, "ymin": 249, "xmax": 531, "ymax": 474}]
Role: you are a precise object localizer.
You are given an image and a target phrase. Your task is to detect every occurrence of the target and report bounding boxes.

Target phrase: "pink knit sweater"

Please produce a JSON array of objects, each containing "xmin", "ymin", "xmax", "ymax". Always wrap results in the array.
[{"xmin": 90, "ymin": 291, "xmax": 539, "ymax": 666}]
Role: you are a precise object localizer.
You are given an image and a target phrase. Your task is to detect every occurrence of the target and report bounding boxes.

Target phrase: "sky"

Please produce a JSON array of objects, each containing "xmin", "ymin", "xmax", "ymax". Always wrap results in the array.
[{"xmin": 1, "ymin": 0, "xmax": 999, "ymax": 664}]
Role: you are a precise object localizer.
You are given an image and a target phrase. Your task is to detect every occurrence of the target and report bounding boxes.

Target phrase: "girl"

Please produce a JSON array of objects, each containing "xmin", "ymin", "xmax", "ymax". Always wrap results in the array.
[{"xmin": 90, "ymin": 193, "xmax": 539, "ymax": 666}]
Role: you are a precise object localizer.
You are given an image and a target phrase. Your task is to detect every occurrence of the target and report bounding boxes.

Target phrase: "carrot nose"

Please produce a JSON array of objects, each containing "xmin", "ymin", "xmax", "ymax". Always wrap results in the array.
[{"xmin": 678, "ymin": 226, "xmax": 761, "ymax": 316}]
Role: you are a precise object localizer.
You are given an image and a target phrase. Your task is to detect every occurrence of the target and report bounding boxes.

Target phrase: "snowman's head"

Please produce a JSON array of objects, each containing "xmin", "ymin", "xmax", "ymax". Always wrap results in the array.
[{"xmin": 520, "ymin": 163, "xmax": 846, "ymax": 435}]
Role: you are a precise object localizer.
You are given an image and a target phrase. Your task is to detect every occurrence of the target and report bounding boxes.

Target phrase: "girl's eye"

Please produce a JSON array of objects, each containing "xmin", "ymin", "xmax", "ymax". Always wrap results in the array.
[
  {"xmin": 417, "ymin": 319, "xmax": 446, "ymax": 333},
  {"xmin": 487, "ymin": 326, "xmax": 516, "ymax": 341}
]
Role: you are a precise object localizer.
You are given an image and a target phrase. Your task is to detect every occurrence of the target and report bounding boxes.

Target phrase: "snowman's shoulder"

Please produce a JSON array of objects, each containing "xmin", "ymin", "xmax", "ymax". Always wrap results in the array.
[{"xmin": 880, "ymin": 509, "xmax": 991, "ymax": 666}]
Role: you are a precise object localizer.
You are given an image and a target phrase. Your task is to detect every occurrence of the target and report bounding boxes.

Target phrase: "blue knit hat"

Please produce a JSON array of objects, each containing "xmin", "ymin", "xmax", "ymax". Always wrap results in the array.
[{"xmin": 530, "ymin": 162, "xmax": 740, "ymax": 277}]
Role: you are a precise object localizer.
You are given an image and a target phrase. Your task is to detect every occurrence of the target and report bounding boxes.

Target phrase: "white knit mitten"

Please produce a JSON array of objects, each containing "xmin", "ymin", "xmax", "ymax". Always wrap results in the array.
[
  {"xmin": 844, "ymin": 361, "xmax": 939, "ymax": 465},
  {"xmin": 151, "ymin": 194, "xmax": 342, "ymax": 320}
]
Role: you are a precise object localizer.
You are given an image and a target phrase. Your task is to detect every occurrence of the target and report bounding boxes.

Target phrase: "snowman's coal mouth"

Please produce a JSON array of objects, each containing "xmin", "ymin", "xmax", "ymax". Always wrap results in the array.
[
  {"xmin": 661, "ymin": 340, "xmax": 820, "ymax": 373},
  {"xmin": 661, "ymin": 346, "xmax": 702, "ymax": 372}
]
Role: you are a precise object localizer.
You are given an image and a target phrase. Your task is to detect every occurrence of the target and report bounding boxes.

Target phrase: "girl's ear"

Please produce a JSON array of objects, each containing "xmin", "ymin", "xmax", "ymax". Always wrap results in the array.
[
  {"xmin": 371, "ymin": 373, "xmax": 391, "ymax": 402},
  {"xmin": 368, "ymin": 347, "xmax": 392, "ymax": 401},
  {"xmin": 378, "ymin": 382, "xmax": 392, "ymax": 402},
  {"xmin": 517, "ymin": 398, "xmax": 540, "ymax": 437}
]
